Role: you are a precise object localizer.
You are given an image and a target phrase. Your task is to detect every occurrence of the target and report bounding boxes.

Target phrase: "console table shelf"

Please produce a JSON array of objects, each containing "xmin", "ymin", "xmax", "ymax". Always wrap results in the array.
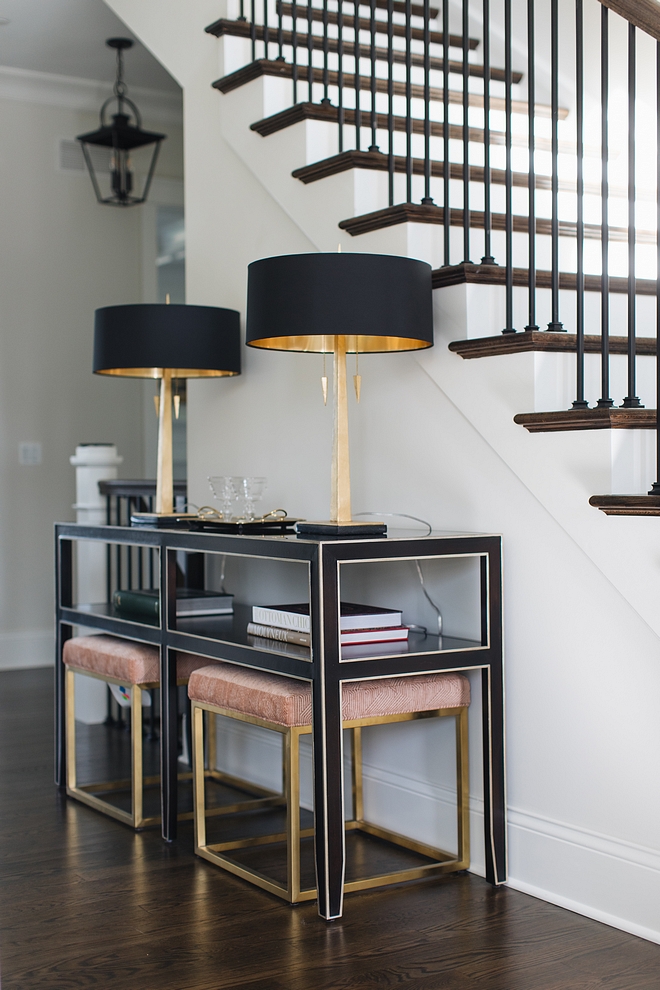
[{"xmin": 55, "ymin": 522, "xmax": 505, "ymax": 920}]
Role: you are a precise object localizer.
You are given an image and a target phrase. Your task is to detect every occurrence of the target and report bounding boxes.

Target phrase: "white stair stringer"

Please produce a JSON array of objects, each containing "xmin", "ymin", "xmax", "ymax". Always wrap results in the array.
[
  {"xmin": 217, "ymin": 62, "xmax": 381, "ymax": 250},
  {"xmin": 418, "ymin": 281, "xmax": 660, "ymax": 639}
]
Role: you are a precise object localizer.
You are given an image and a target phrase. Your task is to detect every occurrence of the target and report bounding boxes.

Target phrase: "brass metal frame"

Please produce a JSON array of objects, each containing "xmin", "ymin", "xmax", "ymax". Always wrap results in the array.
[
  {"xmin": 192, "ymin": 701, "xmax": 470, "ymax": 904},
  {"xmin": 65, "ymin": 664, "xmax": 258, "ymax": 829}
]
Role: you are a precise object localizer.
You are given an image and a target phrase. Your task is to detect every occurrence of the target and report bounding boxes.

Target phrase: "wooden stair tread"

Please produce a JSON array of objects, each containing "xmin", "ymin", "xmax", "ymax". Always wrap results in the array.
[
  {"xmin": 589, "ymin": 493, "xmax": 660, "ymax": 515},
  {"xmin": 207, "ymin": 0, "xmax": 446, "ymax": 33},
  {"xmin": 249, "ymin": 101, "xmax": 566, "ymax": 155},
  {"xmin": 338, "ymin": 202, "xmax": 652, "ymax": 242},
  {"xmin": 213, "ymin": 59, "xmax": 548, "ymax": 116},
  {"xmin": 435, "ymin": 262, "xmax": 659, "ymax": 298},
  {"xmin": 448, "ymin": 330, "xmax": 656, "ymax": 359},
  {"xmin": 513, "ymin": 409, "xmax": 655, "ymax": 432},
  {"xmin": 207, "ymin": 19, "xmax": 521, "ymax": 82},
  {"xmin": 276, "ymin": 3, "xmax": 479, "ymax": 48},
  {"xmin": 293, "ymin": 149, "xmax": 552, "ymax": 190}
]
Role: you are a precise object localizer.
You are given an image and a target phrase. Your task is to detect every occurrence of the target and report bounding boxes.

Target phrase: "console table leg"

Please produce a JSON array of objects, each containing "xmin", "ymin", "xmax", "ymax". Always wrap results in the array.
[
  {"xmin": 482, "ymin": 665, "xmax": 507, "ymax": 884},
  {"xmin": 312, "ymin": 678, "xmax": 345, "ymax": 920},
  {"xmin": 54, "ymin": 623, "xmax": 72, "ymax": 787},
  {"xmin": 160, "ymin": 644, "xmax": 178, "ymax": 841},
  {"xmin": 55, "ymin": 535, "xmax": 73, "ymax": 788}
]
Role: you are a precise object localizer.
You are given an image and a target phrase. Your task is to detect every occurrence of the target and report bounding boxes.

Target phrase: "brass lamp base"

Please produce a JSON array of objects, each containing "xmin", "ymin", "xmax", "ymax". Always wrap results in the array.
[{"xmin": 295, "ymin": 520, "xmax": 387, "ymax": 536}]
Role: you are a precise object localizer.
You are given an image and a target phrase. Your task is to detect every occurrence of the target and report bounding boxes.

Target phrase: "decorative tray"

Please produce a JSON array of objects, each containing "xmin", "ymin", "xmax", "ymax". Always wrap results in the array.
[{"xmin": 186, "ymin": 517, "xmax": 302, "ymax": 534}]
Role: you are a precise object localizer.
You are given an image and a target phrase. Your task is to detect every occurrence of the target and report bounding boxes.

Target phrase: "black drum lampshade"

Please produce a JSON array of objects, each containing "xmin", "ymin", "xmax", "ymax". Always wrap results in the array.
[
  {"xmin": 94, "ymin": 303, "xmax": 241, "ymax": 518},
  {"xmin": 246, "ymin": 253, "xmax": 433, "ymax": 534}
]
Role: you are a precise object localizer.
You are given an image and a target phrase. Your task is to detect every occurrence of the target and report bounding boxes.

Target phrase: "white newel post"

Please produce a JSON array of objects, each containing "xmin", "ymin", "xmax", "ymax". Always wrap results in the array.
[{"xmin": 69, "ymin": 444, "xmax": 124, "ymax": 724}]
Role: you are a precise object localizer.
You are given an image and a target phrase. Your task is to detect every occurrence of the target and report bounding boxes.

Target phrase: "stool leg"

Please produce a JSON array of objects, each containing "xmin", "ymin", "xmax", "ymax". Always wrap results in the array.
[
  {"xmin": 184, "ymin": 694, "xmax": 193, "ymax": 768},
  {"xmin": 207, "ymin": 710, "xmax": 217, "ymax": 773},
  {"xmin": 285, "ymin": 727, "xmax": 302, "ymax": 902},
  {"xmin": 192, "ymin": 704, "xmax": 207, "ymax": 851},
  {"xmin": 351, "ymin": 726, "xmax": 364, "ymax": 823},
  {"xmin": 455, "ymin": 706, "xmax": 470, "ymax": 868},
  {"xmin": 132, "ymin": 685, "xmax": 144, "ymax": 828},
  {"xmin": 65, "ymin": 668, "xmax": 77, "ymax": 790}
]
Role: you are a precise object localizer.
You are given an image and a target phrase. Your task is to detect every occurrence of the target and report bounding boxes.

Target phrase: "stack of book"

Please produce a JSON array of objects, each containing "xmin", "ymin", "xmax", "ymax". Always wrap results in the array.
[
  {"xmin": 247, "ymin": 602, "xmax": 409, "ymax": 653},
  {"xmin": 112, "ymin": 588, "xmax": 234, "ymax": 622}
]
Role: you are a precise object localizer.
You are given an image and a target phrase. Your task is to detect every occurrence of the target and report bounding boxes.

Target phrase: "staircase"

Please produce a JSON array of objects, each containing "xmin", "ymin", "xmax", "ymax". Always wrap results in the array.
[{"xmin": 206, "ymin": 0, "xmax": 660, "ymax": 522}]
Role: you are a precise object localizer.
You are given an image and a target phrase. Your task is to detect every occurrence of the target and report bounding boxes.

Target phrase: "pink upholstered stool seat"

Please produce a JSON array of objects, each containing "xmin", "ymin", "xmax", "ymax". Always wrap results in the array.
[
  {"xmin": 64, "ymin": 635, "xmax": 214, "ymax": 830},
  {"xmin": 188, "ymin": 662, "xmax": 470, "ymax": 725},
  {"xmin": 190, "ymin": 661, "xmax": 471, "ymax": 904},
  {"xmin": 63, "ymin": 634, "xmax": 209, "ymax": 685}
]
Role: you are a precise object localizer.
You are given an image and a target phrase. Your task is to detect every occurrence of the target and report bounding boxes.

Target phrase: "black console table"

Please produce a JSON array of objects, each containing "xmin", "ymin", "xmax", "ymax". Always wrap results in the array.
[{"xmin": 55, "ymin": 523, "xmax": 505, "ymax": 920}]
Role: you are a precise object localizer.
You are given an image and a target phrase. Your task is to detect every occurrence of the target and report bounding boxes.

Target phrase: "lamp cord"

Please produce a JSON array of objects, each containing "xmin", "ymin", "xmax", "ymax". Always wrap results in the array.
[{"xmin": 354, "ymin": 512, "xmax": 443, "ymax": 636}]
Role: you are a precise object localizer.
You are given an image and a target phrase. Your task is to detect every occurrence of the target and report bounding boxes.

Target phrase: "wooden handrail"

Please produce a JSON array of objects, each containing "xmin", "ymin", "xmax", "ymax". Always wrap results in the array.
[{"xmin": 598, "ymin": 0, "xmax": 660, "ymax": 42}]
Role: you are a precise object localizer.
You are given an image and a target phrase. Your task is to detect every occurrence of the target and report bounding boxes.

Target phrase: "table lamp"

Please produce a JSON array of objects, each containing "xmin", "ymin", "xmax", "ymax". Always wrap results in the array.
[
  {"xmin": 94, "ymin": 303, "xmax": 241, "ymax": 523},
  {"xmin": 246, "ymin": 253, "xmax": 433, "ymax": 536}
]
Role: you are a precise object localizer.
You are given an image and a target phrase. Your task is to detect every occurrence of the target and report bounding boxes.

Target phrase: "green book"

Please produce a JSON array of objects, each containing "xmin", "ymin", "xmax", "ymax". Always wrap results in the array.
[
  {"xmin": 112, "ymin": 589, "xmax": 160, "ymax": 620},
  {"xmin": 112, "ymin": 588, "xmax": 233, "ymax": 620}
]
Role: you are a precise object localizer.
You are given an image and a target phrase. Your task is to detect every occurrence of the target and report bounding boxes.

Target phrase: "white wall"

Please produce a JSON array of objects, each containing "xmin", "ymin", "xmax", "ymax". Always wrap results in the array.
[
  {"xmin": 107, "ymin": 0, "xmax": 660, "ymax": 944},
  {"xmin": 0, "ymin": 71, "xmax": 183, "ymax": 668}
]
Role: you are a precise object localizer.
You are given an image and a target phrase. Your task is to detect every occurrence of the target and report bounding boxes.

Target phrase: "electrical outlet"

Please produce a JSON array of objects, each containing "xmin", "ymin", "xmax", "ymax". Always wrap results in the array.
[{"xmin": 18, "ymin": 442, "xmax": 42, "ymax": 466}]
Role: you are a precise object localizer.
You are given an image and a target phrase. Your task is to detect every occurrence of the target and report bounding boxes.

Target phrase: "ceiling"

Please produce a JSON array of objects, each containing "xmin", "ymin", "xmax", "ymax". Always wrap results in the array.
[{"xmin": 0, "ymin": 0, "xmax": 180, "ymax": 94}]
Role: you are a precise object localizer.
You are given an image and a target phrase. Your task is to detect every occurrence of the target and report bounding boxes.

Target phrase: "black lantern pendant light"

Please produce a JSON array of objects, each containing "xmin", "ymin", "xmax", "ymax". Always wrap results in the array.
[{"xmin": 77, "ymin": 38, "xmax": 166, "ymax": 206}]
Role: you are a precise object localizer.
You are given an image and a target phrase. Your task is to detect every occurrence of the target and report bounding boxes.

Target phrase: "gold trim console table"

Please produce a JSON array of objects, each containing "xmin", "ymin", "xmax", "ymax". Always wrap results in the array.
[{"xmin": 55, "ymin": 523, "xmax": 506, "ymax": 920}]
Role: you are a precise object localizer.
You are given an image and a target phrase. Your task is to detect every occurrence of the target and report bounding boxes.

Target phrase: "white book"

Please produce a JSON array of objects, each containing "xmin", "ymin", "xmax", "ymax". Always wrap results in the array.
[{"xmin": 251, "ymin": 602, "xmax": 404, "ymax": 634}]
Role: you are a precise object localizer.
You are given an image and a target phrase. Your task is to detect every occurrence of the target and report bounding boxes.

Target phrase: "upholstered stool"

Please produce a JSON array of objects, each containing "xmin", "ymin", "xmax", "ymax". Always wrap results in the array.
[
  {"xmin": 64, "ymin": 635, "xmax": 212, "ymax": 829},
  {"xmin": 189, "ymin": 663, "xmax": 470, "ymax": 904}
]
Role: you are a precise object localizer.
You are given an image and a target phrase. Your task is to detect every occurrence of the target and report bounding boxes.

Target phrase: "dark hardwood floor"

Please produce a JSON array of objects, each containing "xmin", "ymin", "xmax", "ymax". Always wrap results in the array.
[{"xmin": 1, "ymin": 668, "xmax": 659, "ymax": 990}]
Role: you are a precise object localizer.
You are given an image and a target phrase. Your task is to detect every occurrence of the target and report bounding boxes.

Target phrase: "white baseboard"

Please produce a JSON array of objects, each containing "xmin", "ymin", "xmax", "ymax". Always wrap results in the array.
[
  {"xmin": 507, "ymin": 807, "xmax": 660, "ymax": 945},
  {"xmin": 0, "ymin": 630, "xmax": 54, "ymax": 670}
]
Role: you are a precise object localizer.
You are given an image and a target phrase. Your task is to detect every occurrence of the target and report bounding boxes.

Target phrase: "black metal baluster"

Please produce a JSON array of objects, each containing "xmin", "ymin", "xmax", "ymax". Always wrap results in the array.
[
  {"xmin": 547, "ymin": 0, "xmax": 563, "ymax": 330},
  {"xmin": 387, "ymin": 0, "xmax": 394, "ymax": 204},
  {"xmin": 115, "ymin": 496, "xmax": 122, "ymax": 589},
  {"xmin": 355, "ymin": 0, "xmax": 362, "ymax": 150},
  {"xmin": 251, "ymin": 0, "xmax": 256, "ymax": 60},
  {"xmin": 462, "ymin": 0, "xmax": 470, "ymax": 260},
  {"xmin": 524, "ymin": 0, "xmax": 537, "ymax": 328},
  {"xmin": 422, "ymin": 0, "xmax": 432, "ymax": 203},
  {"xmin": 502, "ymin": 0, "xmax": 515, "ymax": 332},
  {"xmin": 307, "ymin": 0, "xmax": 314, "ymax": 102},
  {"xmin": 239, "ymin": 0, "xmax": 246, "ymax": 20},
  {"xmin": 127, "ymin": 498, "xmax": 133, "ymax": 589},
  {"xmin": 338, "ymin": 0, "xmax": 345, "ymax": 152},
  {"xmin": 405, "ymin": 0, "xmax": 412, "ymax": 202},
  {"xmin": 649, "ymin": 40, "xmax": 660, "ymax": 493},
  {"xmin": 598, "ymin": 5, "xmax": 612, "ymax": 407},
  {"xmin": 443, "ymin": 0, "xmax": 450, "ymax": 263},
  {"xmin": 481, "ymin": 0, "xmax": 494, "ymax": 265},
  {"xmin": 292, "ymin": 0, "xmax": 299, "ymax": 101},
  {"xmin": 573, "ymin": 0, "xmax": 587, "ymax": 406},
  {"xmin": 622, "ymin": 23, "xmax": 641, "ymax": 407},
  {"xmin": 322, "ymin": 0, "xmax": 330, "ymax": 103},
  {"xmin": 369, "ymin": 0, "xmax": 378, "ymax": 150},
  {"xmin": 278, "ymin": 0, "xmax": 284, "ymax": 58},
  {"xmin": 264, "ymin": 0, "xmax": 270, "ymax": 60},
  {"xmin": 105, "ymin": 495, "xmax": 111, "ymax": 603},
  {"xmin": 149, "ymin": 495, "xmax": 155, "ymax": 588}
]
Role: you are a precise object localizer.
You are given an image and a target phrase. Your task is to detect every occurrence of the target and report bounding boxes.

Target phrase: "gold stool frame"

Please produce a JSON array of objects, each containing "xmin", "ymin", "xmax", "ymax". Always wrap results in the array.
[
  {"xmin": 65, "ymin": 665, "xmax": 285, "ymax": 830},
  {"xmin": 191, "ymin": 700, "xmax": 470, "ymax": 903}
]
